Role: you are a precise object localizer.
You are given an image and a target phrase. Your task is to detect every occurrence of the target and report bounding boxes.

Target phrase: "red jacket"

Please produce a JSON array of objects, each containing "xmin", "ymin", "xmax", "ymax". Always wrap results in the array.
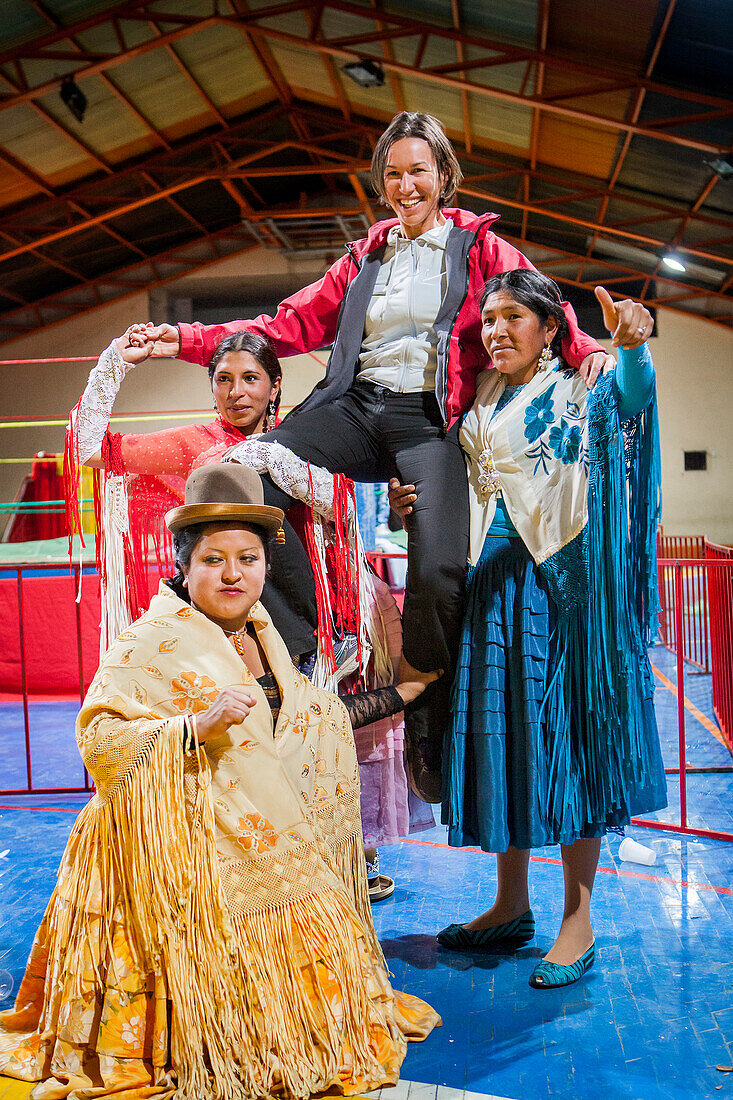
[{"xmin": 178, "ymin": 209, "xmax": 604, "ymax": 428}]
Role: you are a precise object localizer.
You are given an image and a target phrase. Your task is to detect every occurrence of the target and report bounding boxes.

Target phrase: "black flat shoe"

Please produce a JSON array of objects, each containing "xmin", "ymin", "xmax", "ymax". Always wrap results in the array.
[{"xmin": 437, "ymin": 909, "xmax": 535, "ymax": 949}]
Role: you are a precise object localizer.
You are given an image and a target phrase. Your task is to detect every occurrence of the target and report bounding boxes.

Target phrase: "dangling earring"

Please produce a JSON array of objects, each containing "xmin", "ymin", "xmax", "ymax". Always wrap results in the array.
[
  {"xmin": 266, "ymin": 399, "xmax": 277, "ymax": 432},
  {"xmin": 538, "ymin": 343, "xmax": 552, "ymax": 372}
]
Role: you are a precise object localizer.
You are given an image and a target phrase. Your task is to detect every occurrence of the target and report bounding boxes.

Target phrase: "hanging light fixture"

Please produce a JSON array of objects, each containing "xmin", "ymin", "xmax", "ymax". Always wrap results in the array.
[
  {"xmin": 342, "ymin": 59, "xmax": 385, "ymax": 87},
  {"xmin": 661, "ymin": 254, "xmax": 686, "ymax": 273},
  {"xmin": 59, "ymin": 76, "xmax": 87, "ymax": 122}
]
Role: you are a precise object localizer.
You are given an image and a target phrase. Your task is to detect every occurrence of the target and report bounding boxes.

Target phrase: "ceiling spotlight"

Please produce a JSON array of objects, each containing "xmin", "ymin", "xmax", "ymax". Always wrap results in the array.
[
  {"xmin": 662, "ymin": 254, "xmax": 686, "ymax": 273},
  {"xmin": 60, "ymin": 76, "xmax": 87, "ymax": 122},
  {"xmin": 342, "ymin": 59, "xmax": 385, "ymax": 88},
  {"xmin": 706, "ymin": 156, "xmax": 733, "ymax": 180}
]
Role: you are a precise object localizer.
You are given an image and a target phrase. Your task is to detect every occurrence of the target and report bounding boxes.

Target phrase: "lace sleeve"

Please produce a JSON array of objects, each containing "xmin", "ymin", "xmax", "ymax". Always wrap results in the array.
[
  {"xmin": 223, "ymin": 439, "xmax": 354, "ymax": 521},
  {"xmin": 342, "ymin": 686, "xmax": 403, "ymax": 730},
  {"xmin": 70, "ymin": 341, "xmax": 132, "ymax": 464}
]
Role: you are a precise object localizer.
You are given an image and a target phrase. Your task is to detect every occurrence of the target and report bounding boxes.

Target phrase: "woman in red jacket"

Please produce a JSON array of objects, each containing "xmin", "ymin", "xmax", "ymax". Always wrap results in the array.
[{"xmin": 132, "ymin": 112, "xmax": 650, "ymax": 798}]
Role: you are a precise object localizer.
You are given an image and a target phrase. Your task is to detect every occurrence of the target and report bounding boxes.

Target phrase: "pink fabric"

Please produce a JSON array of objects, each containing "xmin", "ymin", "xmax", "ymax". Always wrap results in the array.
[
  {"xmin": 178, "ymin": 208, "xmax": 604, "ymax": 428},
  {"xmin": 352, "ymin": 577, "xmax": 410, "ymax": 846}
]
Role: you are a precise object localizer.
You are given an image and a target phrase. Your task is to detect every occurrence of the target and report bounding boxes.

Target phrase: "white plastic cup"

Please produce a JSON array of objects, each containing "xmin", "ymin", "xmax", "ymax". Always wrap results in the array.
[
  {"xmin": 0, "ymin": 969, "xmax": 13, "ymax": 1001},
  {"xmin": 618, "ymin": 836, "xmax": 657, "ymax": 866}
]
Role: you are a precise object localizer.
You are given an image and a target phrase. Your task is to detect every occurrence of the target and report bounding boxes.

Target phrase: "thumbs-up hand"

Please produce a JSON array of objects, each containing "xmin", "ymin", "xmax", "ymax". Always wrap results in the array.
[{"xmin": 594, "ymin": 286, "xmax": 653, "ymax": 349}]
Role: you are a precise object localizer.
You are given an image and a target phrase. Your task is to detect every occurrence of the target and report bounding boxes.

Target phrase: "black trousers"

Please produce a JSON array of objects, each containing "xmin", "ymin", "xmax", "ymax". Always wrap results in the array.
[{"xmin": 260, "ymin": 381, "xmax": 469, "ymax": 674}]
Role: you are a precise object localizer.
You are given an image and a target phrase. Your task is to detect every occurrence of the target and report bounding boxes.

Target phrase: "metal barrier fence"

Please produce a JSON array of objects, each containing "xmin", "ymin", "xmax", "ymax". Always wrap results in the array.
[
  {"xmin": 2, "ymin": 554, "xmax": 732, "ymax": 846},
  {"xmin": 631, "ymin": 557, "xmax": 733, "ymax": 843},
  {"xmin": 656, "ymin": 531, "xmax": 710, "ymax": 671},
  {"xmin": 707, "ymin": 542, "xmax": 733, "ymax": 753}
]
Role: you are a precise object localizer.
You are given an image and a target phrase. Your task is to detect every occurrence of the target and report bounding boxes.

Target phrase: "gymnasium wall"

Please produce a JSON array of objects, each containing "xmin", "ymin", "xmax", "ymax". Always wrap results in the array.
[{"xmin": 0, "ymin": 245, "xmax": 731, "ymax": 543}]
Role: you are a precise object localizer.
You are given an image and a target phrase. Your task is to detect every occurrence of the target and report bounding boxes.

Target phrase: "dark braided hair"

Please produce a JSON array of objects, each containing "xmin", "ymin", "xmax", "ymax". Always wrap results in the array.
[{"xmin": 479, "ymin": 269, "xmax": 569, "ymax": 357}]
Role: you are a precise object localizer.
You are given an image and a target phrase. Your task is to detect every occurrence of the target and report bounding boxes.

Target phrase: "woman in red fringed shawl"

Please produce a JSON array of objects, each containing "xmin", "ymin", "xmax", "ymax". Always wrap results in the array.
[{"xmin": 65, "ymin": 328, "xmax": 319, "ymax": 662}]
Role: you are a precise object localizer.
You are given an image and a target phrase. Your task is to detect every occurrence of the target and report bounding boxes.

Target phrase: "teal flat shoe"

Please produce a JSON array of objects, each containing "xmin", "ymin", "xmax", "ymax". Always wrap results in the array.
[
  {"xmin": 437, "ymin": 909, "xmax": 535, "ymax": 949},
  {"xmin": 529, "ymin": 942, "xmax": 595, "ymax": 989}
]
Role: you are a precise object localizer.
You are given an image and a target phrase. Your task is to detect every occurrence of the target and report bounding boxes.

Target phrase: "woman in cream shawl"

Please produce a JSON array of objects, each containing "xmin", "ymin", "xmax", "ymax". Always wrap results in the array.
[
  {"xmin": 390, "ymin": 273, "xmax": 665, "ymax": 991},
  {"xmin": 0, "ymin": 464, "xmax": 439, "ymax": 1099}
]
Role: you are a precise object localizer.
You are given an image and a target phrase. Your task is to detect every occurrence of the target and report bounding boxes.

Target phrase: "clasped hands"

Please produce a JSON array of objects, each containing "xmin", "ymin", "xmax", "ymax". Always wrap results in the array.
[{"xmin": 113, "ymin": 322, "xmax": 181, "ymax": 364}]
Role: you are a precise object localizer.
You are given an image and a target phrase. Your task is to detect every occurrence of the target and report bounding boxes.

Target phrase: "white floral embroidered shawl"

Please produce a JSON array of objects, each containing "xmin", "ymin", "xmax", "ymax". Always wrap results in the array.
[{"xmin": 460, "ymin": 360, "xmax": 589, "ymax": 565}]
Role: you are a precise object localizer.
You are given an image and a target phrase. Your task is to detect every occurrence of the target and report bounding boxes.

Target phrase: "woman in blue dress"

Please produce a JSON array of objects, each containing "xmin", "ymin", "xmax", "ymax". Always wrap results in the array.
[{"xmin": 389, "ymin": 270, "xmax": 666, "ymax": 988}]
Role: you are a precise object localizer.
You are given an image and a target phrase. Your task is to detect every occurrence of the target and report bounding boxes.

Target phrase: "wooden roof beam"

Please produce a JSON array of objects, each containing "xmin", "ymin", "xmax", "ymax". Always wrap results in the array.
[
  {"xmin": 4, "ymin": 1, "xmax": 731, "ymax": 117},
  {"xmin": 236, "ymin": 19, "xmax": 727, "ymax": 155},
  {"xmin": 583, "ymin": 0, "xmax": 679, "ymax": 274}
]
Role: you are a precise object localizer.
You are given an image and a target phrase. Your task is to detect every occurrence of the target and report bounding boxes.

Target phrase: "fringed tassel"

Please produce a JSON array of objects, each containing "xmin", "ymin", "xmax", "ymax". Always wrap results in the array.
[
  {"xmin": 628, "ymin": 384, "xmax": 662, "ymax": 643},
  {"xmin": 63, "ymin": 403, "xmax": 85, "ymax": 558},
  {"xmin": 56, "ymin": 717, "xmax": 253, "ymax": 1098},
  {"xmin": 227, "ymin": 888, "xmax": 387, "ymax": 1099},
  {"xmin": 98, "ymin": 474, "xmax": 135, "ymax": 653},
  {"xmin": 304, "ymin": 469, "xmax": 389, "ymax": 692},
  {"xmin": 537, "ymin": 372, "xmax": 664, "ymax": 836}
]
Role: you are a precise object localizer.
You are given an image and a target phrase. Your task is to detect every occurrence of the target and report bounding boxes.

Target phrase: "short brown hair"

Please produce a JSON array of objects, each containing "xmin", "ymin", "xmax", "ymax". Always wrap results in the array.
[{"xmin": 370, "ymin": 112, "xmax": 463, "ymax": 206}]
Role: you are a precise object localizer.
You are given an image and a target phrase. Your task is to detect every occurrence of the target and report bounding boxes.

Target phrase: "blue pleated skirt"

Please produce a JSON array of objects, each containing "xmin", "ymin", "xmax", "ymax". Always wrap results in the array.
[{"xmin": 444, "ymin": 535, "xmax": 665, "ymax": 852}]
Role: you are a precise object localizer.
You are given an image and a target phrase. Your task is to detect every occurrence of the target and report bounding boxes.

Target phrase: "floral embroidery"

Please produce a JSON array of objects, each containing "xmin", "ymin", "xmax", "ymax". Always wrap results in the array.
[
  {"xmin": 549, "ymin": 418, "xmax": 583, "ymax": 464},
  {"xmin": 159, "ymin": 639, "xmax": 178, "ymax": 653},
  {"xmin": 129, "ymin": 681, "xmax": 148, "ymax": 706},
  {"xmin": 564, "ymin": 398, "xmax": 586, "ymax": 423},
  {"xmin": 235, "ymin": 812, "xmax": 277, "ymax": 854},
  {"xmin": 523, "ymin": 383, "xmax": 557, "ymax": 442},
  {"xmin": 293, "ymin": 711, "xmax": 310, "ymax": 741},
  {"xmin": 169, "ymin": 671, "xmax": 218, "ymax": 713},
  {"xmin": 526, "ymin": 436, "xmax": 554, "ymax": 475}
]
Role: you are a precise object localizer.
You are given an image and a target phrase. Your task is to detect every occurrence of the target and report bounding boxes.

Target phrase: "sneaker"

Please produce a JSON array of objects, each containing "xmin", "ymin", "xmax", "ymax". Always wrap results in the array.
[{"xmin": 333, "ymin": 634, "xmax": 360, "ymax": 680}]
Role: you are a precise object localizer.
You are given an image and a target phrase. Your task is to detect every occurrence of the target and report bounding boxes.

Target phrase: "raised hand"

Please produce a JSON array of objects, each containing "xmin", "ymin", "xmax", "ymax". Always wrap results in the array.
[
  {"xmin": 194, "ymin": 687, "xmax": 257, "ymax": 742},
  {"xmin": 595, "ymin": 286, "xmax": 653, "ymax": 349}
]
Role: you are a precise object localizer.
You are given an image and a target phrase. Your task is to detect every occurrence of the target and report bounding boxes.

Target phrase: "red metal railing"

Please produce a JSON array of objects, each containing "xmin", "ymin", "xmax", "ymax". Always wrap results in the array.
[
  {"xmin": 707, "ymin": 542, "xmax": 733, "ymax": 752},
  {"xmin": 656, "ymin": 530, "xmax": 710, "ymax": 671},
  {"xmin": 630, "ymin": 557, "xmax": 732, "ymax": 843},
  {"xmin": 3, "ymin": 554, "xmax": 732, "ymax": 844}
]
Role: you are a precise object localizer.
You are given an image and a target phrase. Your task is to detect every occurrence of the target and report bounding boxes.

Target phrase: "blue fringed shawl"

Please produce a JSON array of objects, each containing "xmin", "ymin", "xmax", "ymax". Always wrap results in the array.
[{"xmin": 535, "ymin": 371, "xmax": 664, "ymax": 837}]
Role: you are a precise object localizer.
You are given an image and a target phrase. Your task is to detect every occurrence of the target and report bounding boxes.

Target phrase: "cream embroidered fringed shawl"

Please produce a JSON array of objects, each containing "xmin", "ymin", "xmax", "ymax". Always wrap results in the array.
[{"xmin": 0, "ymin": 585, "xmax": 438, "ymax": 1100}]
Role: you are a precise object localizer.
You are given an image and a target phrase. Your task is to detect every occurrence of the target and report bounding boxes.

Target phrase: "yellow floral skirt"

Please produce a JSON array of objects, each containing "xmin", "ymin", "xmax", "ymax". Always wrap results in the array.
[{"xmin": 0, "ymin": 888, "xmax": 438, "ymax": 1100}]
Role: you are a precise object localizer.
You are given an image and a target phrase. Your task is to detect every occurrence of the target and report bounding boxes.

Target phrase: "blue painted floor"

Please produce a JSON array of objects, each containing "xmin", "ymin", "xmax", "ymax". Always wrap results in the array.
[{"xmin": 1, "ymin": 643, "xmax": 732, "ymax": 1100}]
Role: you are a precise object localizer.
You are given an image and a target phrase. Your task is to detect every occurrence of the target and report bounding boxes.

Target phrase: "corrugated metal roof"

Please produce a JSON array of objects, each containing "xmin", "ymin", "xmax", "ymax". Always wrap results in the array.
[{"xmin": 0, "ymin": 0, "xmax": 728, "ymax": 341}]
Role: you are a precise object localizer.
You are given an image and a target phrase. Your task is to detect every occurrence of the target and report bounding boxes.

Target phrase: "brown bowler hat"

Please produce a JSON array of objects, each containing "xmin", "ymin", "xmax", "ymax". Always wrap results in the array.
[{"xmin": 165, "ymin": 463, "xmax": 284, "ymax": 537}]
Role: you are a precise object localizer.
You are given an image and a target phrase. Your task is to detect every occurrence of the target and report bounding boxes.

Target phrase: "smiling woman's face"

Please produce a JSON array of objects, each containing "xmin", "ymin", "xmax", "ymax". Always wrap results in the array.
[
  {"xmin": 211, "ymin": 351, "xmax": 280, "ymax": 434},
  {"xmin": 183, "ymin": 523, "xmax": 267, "ymax": 631},
  {"xmin": 383, "ymin": 137, "xmax": 445, "ymax": 240}
]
